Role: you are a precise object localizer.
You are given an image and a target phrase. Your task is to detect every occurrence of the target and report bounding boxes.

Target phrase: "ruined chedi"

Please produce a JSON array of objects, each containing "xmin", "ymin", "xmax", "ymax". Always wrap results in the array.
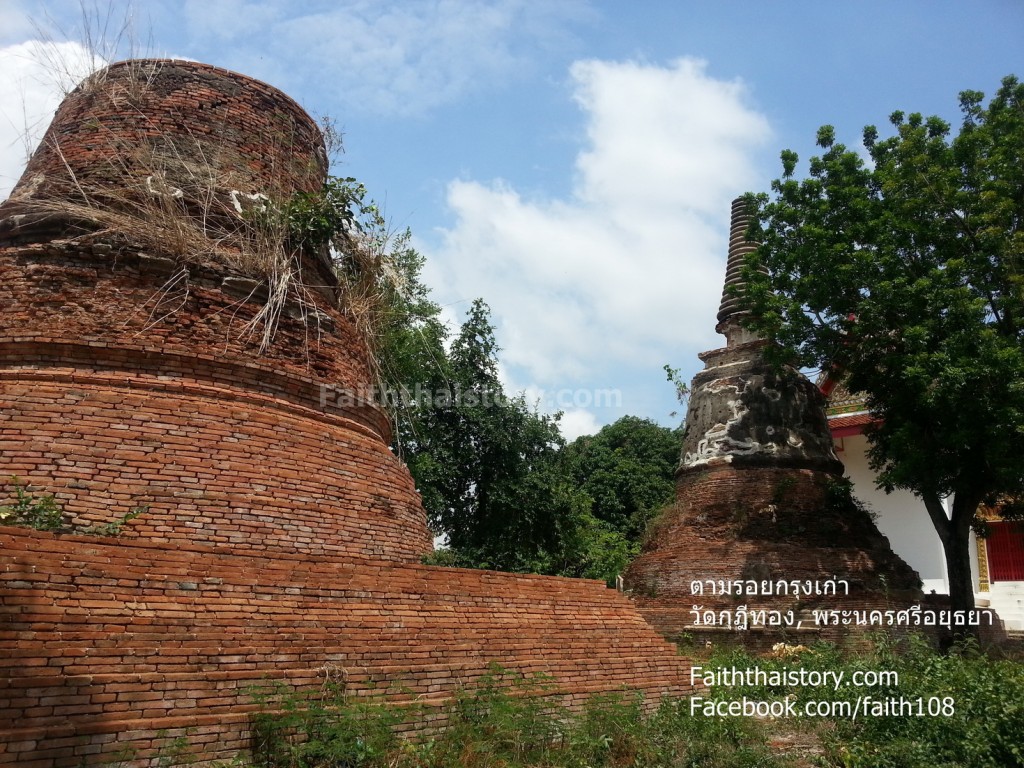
[
  {"xmin": 0, "ymin": 60, "xmax": 690, "ymax": 766},
  {"xmin": 0, "ymin": 58, "xmax": 433, "ymax": 560},
  {"xmin": 625, "ymin": 198, "xmax": 920, "ymax": 643}
]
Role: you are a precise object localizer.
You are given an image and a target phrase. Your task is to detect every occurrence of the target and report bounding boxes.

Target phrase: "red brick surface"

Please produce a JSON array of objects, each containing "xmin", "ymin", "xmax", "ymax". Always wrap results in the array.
[
  {"xmin": 0, "ymin": 239, "xmax": 368, "ymax": 391},
  {"xmin": 0, "ymin": 357, "xmax": 430, "ymax": 560},
  {"xmin": 625, "ymin": 465, "xmax": 922, "ymax": 643},
  {"xmin": 0, "ymin": 528, "xmax": 691, "ymax": 766},
  {"xmin": 0, "ymin": 240, "xmax": 429, "ymax": 559},
  {"xmin": 0, "ymin": 60, "xmax": 694, "ymax": 766}
]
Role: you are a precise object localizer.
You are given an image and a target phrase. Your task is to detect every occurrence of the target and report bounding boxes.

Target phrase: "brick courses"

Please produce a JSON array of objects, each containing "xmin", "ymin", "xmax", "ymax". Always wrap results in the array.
[
  {"xmin": 628, "ymin": 467, "xmax": 919, "ymax": 603},
  {"xmin": 0, "ymin": 239, "xmax": 430, "ymax": 559},
  {"xmin": 0, "ymin": 527, "xmax": 690, "ymax": 766},
  {"xmin": 626, "ymin": 465, "xmax": 922, "ymax": 646},
  {"xmin": 0, "ymin": 239, "xmax": 371, "ymax": 394},
  {"xmin": 0, "ymin": 60, "xmax": 693, "ymax": 765}
]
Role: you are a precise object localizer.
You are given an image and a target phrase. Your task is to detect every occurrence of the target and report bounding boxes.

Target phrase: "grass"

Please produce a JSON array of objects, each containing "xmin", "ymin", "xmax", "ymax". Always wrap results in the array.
[
  {"xmin": 222, "ymin": 636, "xmax": 1023, "ymax": 768},
  {"xmin": 24, "ymin": 117, "xmax": 324, "ymax": 349},
  {"xmin": 237, "ymin": 665, "xmax": 787, "ymax": 768},
  {"xmin": 702, "ymin": 634, "xmax": 1024, "ymax": 768},
  {"xmin": 42, "ymin": 634, "xmax": 1024, "ymax": 767}
]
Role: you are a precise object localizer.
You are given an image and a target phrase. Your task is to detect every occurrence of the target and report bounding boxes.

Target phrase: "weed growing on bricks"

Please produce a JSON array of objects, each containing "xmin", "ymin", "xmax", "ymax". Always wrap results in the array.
[
  {"xmin": 0, "ymin": 476, "xmax": 66, "ymax": 531},
  {"xmin": 239, "ymin": 664, "xmax": 784, "ymax": 768}
]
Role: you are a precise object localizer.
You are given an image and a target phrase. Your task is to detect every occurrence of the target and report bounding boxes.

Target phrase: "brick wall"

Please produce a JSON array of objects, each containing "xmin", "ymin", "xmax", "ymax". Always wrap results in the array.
[
  {"xmin": 0, "ymin": 239, "xmax": 433, "ymax": 560},
  {"xmin": 0, "ymin": 528, "xmax": 691, "ymax": 767},
  {"xmin": 0, "ymin": 229, "xmax": 362, "ymax": 390},
  {"xmin": 0, "ymin": 363, "xmax": 430, "ymax": 560},
  {"xmin": 0, "ymin": 59, "xmax": 695, "ymax": 766},
  {"xmin": 625, "ymin": 465, "xmax": 922, "ymax": 644}
]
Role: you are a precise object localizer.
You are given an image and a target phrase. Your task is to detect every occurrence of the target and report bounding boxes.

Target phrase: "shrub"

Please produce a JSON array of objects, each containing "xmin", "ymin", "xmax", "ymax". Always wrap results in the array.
[
  {"xmin": 825, "ymin": 635, "xmax": 1024, "ymax": 768},
  {"xmin": 246, "ymin": 664, "xmax": 789, "ymax": 768},
  {"xmin": 0, "ymin": 477, "xmax": 65, "ymax": 531},
  {"xmin": 706, "ymin": 634, "xmax": 1024, "ymax": 768}
]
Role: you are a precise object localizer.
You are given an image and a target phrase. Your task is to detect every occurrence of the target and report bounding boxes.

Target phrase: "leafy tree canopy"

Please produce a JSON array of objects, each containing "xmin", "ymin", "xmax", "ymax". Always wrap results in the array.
[
  {"xmin": 340, "ymin": 191, "xmax": 683, "ymax": 582},
  {"xmin": 381, "ymin": 293, "xmax": 590, "ymax": 575},
  {"xmin": 380, "ymin": 290, "xmax": 681, "ymax": 582},
  {"xmin": 740, "ymin": 75, "xmax": 1024, "ymax": 614},
  {"xmin": 561, "ymin": 416, "xmax": 681, "ymax": 541}
]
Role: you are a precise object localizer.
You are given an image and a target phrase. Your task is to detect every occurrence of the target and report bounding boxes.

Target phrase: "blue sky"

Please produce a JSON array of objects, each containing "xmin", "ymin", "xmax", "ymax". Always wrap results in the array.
[{"xmin": 1, "ymin": 1, "xmax": 1022, "ymax": 439}]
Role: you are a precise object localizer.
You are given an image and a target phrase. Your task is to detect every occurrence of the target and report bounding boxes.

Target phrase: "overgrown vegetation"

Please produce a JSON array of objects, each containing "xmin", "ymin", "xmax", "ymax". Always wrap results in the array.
[
  {"xmin": 372, "ymin": 223, "xmax": 681, "ymax": 581},
  {"xmin": 240, "ymin": 664, "xmax": 785, "ymax": 768},
  {"xmin": 103, "ymin": 637, "xmax": 1022, "ymax": 768},
  {"xmin": 78, "ymin": 505, "xmax": 147, "ymax": 536},
  {"xmin": 13, "ymin": 43, "xmax": 383, "ymax": 356},
  {"xmin": 0, "ymin": 476, "xmax": 146, "ymax": 535},
  {"xmin": 0, "ymin": 476, "xmax": 65, "ymax": 531},
  {"xmin": 709, "ymin": 636, "xmax": 1024, "ymax": 768},
  {"xmin": 27, "ymin": 137, "xmax": 366, "ymax": 355}
]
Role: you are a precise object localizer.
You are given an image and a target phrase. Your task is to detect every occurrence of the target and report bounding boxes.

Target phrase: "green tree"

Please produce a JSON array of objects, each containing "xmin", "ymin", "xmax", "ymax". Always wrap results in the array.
[
  {"xmin": 548, "ymin": 416, "xmax": 682, "ymax": 584},
  {"xmin": 561, "ymin": 416, "xmax": 681, "ymax": 541},
  {"xmin": 740, "ymin": 76, "xmax": 1024, "ymax": 618},
  {"xmin": 370, "ymin": 229, "xmax": 453, "ymax": 457},
  {"xmin": 407, "ymin": 299, "xmax": 589, "ymax": 574},
  {"xmin": 347, "ymin": 196, "xmax": 681, "ymax": 582},
  {"xmin": 310, "ymin": 183, "xmax": 613, "ymax": 575}
]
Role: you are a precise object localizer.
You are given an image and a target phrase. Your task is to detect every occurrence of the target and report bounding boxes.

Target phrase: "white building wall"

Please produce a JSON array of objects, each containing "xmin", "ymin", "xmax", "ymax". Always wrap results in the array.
[
  {"xmin": 834, "ymin": 433, "xmax": 949, "ymax": 593},
  {"xmin": 833, "ymin": 428, "xmax": 1024, "ymax": 628}
]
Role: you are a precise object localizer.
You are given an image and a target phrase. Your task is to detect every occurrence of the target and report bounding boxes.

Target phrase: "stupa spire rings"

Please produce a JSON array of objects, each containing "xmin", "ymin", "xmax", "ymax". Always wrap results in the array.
[{"xmin": 715, "ymin": 196, "xmax": 766, "ymax": 345}]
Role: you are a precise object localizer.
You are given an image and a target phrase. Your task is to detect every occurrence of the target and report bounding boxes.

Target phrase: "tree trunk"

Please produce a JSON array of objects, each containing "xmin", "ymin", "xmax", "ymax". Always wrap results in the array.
[
  {"xmin": 924, "ymin": 490, "xmax": 980, "ymax": 642},
  {"xmin": 938, "ymin": 525, "xmax": 975, "ymax": 614}
]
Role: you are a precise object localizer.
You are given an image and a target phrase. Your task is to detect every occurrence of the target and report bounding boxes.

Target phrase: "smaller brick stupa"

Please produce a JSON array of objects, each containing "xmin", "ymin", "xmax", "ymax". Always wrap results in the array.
[{"xmin": 625, "ymin": 198, "xmax": 920, "ymax": 645}]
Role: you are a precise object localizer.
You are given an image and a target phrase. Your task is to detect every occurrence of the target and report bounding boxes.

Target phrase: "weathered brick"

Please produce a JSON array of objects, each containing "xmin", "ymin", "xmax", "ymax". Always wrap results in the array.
[{"xmin": 0, "ymin": 59, "xmax": 693, "ymax": 766}]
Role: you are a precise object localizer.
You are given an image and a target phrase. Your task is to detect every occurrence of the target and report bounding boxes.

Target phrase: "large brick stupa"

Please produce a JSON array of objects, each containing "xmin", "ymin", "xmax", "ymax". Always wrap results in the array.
[{"xmin": 0, "ymin": 60, "xmax": 691, "ymax": 766}]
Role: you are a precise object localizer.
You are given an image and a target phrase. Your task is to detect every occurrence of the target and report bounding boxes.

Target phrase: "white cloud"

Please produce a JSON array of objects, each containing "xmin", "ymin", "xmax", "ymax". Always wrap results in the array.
[
  {"xmin": 424, "ymin": 57, "xmax": 771, "ymax": 411},
  {"xmin": 0, "ymin": 40, "xmax": 99, "ymax": 199},
  {"xmin": 181, "ymin": 0, "xmax": 587, "ymax": 117},
  {"xmin": 557, "ymin": 409, "xmax": 602, "ymax": 441},
  {"xmin": 572, "ymin": 58, "xmax": 771, "ymax": 218}
]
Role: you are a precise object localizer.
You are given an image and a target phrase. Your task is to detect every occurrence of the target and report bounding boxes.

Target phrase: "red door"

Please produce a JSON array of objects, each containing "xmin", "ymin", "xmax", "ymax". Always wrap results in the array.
[{"xmin": 987, "ymin": 521, "xmax": 1024, "ymax": 582}]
